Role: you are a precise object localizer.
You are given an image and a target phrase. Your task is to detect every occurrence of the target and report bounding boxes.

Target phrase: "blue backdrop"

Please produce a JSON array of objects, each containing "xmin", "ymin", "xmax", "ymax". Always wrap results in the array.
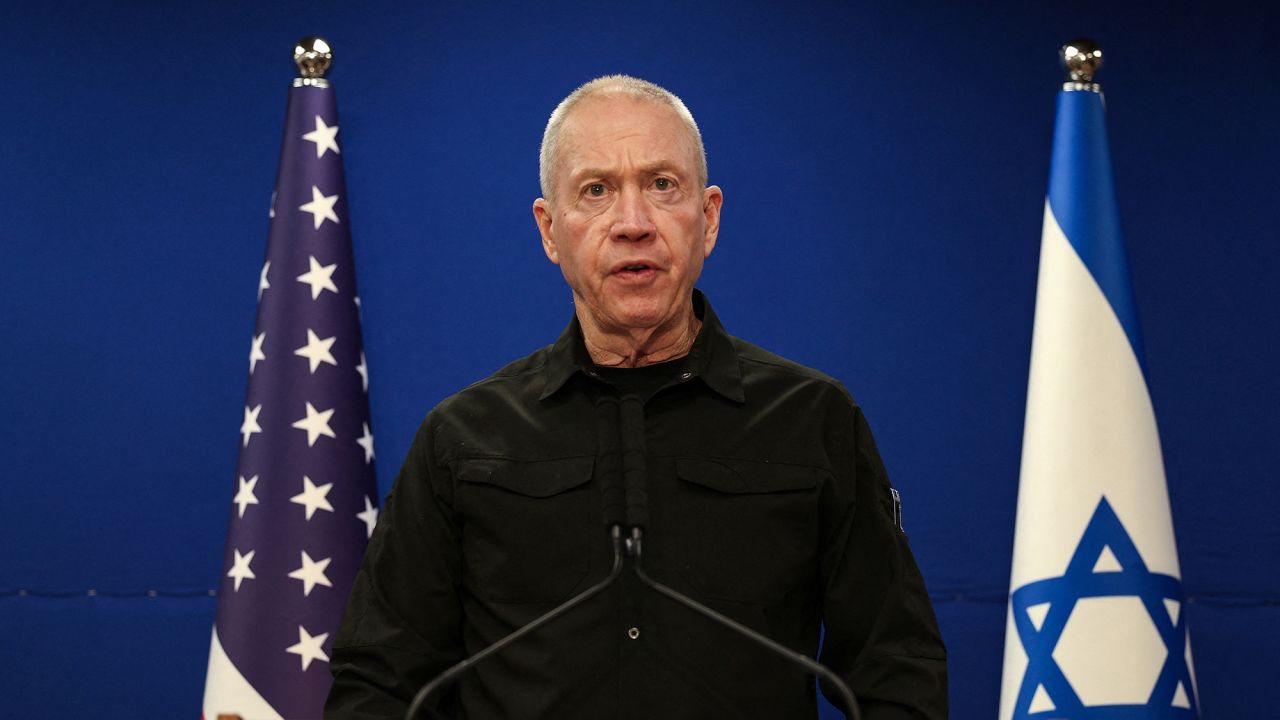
[{"xmin": 1, "ymin": 2, "xmax": 1276, "ymax": 718}]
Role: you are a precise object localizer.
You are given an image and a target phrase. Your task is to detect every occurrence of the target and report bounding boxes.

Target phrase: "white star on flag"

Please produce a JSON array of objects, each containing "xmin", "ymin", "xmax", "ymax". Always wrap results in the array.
[
  {"xmin": 258, "ymin": 260, "xmax": 271, "ymax": 299},
  {"xmin": 226, "ymin": 548, "xmax": 256, "ymax": 591},
  {"xmin": 296, "ymin": 256, "xmax": 339, "ymax": 300},
  {"xmin": 285, "ymin": 625, "xmax": 330, "ymax": 671},
  {"xmin": 301, "ymin": 115, "xmax": 341, "ymax": 158},
  {"xmin": 240, "ymin": 404, "xmax": 263, "ymax": 447},
  {"xmin": 356, "ymin": 422, "xmax": 375, "ymax": 464},
  {"xmin": 233, "ymin": 475, "xmax": 259, "ymax": 518},
  {"xmin": 356, "ymin": 496, "xmax": 379, "ymax": 539},
  {"xmin": 355, "ymin": 351, "xmax": 369, "ymax": 392},
  {"xmin": 290, "ymin": 475, "xmax": 334, "ymax": 520},
  {"xmin": 287, "ymin": 551, "xmax": 334, "ymax": 596},
  {"xmin": 292, "ymin": 402, "xmax": 336, "ymax": 446},
  {"xmin": 298, "ymin": 185, "xmax": 340, "ymax": 229},
  {"xmin": 249, "ymin": 332, "xmax": 267, "ymax": 374},
  {"xmin": 294, "ymin": 329, "xmax": 338, "ymax": 374}
]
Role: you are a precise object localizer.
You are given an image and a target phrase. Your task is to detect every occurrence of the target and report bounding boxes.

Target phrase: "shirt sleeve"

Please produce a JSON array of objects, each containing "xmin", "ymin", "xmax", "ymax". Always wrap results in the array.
[
  {"xmin": 817, "ymin": 403, "xmax": 948, "ymax": 720},
  {"xmin": 325, "ymin": 416, "xmax": 464, "ymax": 719}
]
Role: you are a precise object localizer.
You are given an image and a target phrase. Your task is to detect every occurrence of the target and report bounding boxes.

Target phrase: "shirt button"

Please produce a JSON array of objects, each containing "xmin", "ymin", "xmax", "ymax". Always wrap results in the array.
[
  {"xmin": 627, "ymin": 627, "xmax": 640, "ymax": 640},
  {"xmin": 679, "ymin": 372, "xmax": 693, "ymax": 380}
]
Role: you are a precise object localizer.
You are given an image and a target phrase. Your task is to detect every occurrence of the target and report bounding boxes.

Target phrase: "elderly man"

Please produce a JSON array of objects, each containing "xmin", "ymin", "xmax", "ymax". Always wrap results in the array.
[{"xmin": 327, "ymin": 75, "xmax": 946, "ymax": 719}]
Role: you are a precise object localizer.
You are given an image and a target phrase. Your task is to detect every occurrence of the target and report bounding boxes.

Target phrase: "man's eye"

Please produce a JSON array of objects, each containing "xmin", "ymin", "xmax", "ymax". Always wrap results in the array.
[
  {"xmin": 587, "ymin": 183, "xmax": 606, "ymax": 197},
  {"xmin": 654, "ymin": 178, "xmax": 672, "ymax": 190}
]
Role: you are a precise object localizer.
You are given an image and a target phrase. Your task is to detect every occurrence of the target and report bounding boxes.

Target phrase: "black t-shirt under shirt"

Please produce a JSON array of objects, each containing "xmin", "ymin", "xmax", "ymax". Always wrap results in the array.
[{"xmin": 591, "ymin": 358, "xmax": 684, "ymax": 401}]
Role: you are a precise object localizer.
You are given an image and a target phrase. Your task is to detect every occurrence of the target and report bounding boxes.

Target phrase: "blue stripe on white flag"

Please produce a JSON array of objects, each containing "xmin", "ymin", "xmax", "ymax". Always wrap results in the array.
[{"xmin": 1047, "ymin": 90, "xmax": 1145, "ymax": 367}]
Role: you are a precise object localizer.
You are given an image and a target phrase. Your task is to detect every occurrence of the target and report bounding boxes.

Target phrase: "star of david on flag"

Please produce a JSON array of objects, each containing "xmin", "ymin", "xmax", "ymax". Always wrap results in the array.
[
  {"xmin": 999, "ymin": 53, "xmax": 1199, "ymax": 720},
  {"xmin": 202, "ymin": 60, "xmax": 380, "ymax": 720},
  {"xmin": 1009, "ymin": 498, "xmax": 1195, "ymax": 717}
]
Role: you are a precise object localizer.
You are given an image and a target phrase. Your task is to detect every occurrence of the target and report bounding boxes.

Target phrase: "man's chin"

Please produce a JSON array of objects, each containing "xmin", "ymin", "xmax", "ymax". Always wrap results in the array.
[
  {"xmin": 581, "ymin": 288, "xmax": 694, "ymax": 335},
  {"xmin": 603, "ymin": 302, "xmax": 676, "ymax": 334}
]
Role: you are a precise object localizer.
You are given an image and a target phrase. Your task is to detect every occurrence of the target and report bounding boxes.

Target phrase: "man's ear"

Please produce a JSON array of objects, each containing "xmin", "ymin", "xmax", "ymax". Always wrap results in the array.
[
  {"xmin": 701, "ymin": 185, "xmax": 723, "ymax": 258},
  {"xmin": 532, "ymin": 198, "xmax": 559, "ymax": 264}
]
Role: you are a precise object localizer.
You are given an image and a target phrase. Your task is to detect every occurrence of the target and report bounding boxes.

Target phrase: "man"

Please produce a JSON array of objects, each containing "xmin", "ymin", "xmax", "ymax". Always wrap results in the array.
[{"xmin": 327, "ymin": 75, "xmax": 946, "ymax": 719}]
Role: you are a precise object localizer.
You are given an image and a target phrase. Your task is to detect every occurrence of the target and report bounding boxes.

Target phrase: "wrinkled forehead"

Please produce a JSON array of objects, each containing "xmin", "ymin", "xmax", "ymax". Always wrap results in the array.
[{"xmin": 556, "ymin": 95, "xmax": 699, "ymax": 179}]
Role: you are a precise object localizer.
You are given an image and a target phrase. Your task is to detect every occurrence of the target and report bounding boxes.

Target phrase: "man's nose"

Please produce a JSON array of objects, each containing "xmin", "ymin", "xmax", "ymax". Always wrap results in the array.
[{"xmin": 610, "ymin": 186, "xmax": 656, "ymax": 242}]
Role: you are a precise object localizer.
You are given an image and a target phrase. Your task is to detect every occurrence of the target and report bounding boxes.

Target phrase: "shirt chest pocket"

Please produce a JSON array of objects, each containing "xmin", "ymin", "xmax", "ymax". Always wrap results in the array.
[
  {"xmin": 670, "ymin": 458, "xmax": 824, "ymax": 606},
  {"xmin": 454, "ymin": 457, "xmax": 595, "ymax": 604}
]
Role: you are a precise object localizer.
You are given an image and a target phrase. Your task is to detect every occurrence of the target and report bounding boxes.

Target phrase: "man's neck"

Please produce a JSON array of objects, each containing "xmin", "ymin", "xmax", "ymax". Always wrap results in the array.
[{"xmin": 579, "ymin": 307, "xmax": 701, "ymax": 368}]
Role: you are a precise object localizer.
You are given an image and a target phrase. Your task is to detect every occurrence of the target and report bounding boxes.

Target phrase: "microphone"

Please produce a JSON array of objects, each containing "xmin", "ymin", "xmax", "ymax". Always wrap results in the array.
[
  {"xmin": 404, "ymin": 396, "xmax": 629, "ymax": 720},
  {"xmin": 614, "ymin": 397, "xmax": 864, "ymax": 720}
]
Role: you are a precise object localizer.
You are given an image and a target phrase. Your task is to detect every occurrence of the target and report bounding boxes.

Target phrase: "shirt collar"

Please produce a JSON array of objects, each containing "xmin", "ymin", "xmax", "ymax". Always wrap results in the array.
[{"xmin": 539, "ymin": 289, "xmax": 746, "ymax": 403}]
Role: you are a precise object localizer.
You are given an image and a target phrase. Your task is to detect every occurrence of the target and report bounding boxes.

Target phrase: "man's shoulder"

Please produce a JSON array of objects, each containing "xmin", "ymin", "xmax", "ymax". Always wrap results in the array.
[
  {"xmin": 478, "ymin": 344, "xmax": 556, "ymax": 384},
  {"xmin": 436, "ymin": 344, "xmax": 554, "ymax": 409},
  {"xmin": 728, "ymin": 335, "xmax": 857, "ymax": 406}
]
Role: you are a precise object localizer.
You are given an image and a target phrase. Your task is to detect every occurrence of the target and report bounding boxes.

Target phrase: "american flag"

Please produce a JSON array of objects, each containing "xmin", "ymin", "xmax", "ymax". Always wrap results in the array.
[{"xmin": 202, "ymin": 72, "xmax": 379, "ymax": 720}]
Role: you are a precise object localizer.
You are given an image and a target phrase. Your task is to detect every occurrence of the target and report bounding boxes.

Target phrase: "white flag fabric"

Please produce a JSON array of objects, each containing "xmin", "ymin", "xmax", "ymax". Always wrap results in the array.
[{"xmin": 998, "ymin": 85, "xmax": 1199, "ymax": 719}]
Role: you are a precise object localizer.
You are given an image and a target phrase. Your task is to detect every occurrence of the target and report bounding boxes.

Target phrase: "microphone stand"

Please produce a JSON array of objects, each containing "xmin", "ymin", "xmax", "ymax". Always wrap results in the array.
[
  {"xmin": 404, "ymin": 396, "xmax": 863, "ymax": 720},
  {"xmin": 405, "ymin": 526, "xmax": 625, "ymax": 720},
  {"xmin": 629, "ymin": 528, "xmax": 862, "ymax": 720},
  {"xmin": 616, "ymin": 395, "xmax": 863, "ymax": 720},
  {"xmin": 405, "ymin": 396, "xmax": 628, "ymax": 720}
]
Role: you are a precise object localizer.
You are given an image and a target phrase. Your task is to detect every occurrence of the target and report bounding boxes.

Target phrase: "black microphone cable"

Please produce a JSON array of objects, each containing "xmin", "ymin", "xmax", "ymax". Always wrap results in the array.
[{"xmin": 404, "ymin": 396, "xmax": 628, "ymax": 720}]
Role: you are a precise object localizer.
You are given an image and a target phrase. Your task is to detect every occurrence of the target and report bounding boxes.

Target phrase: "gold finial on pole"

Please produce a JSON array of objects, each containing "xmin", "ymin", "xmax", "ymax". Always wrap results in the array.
[
  {"xmin": 1061, "ymin": 38, "xmax": 1102, "ymax": 93},
  {"xmin": 293, "ymin": 36, "xmax": 332, "ymax": 88}
]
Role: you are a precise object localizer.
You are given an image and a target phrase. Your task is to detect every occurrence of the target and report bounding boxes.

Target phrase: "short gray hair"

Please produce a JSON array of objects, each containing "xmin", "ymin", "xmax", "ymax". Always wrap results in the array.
[{"xmin": 538, "ymin": 75, "xmax": 708, "ymax": 201}]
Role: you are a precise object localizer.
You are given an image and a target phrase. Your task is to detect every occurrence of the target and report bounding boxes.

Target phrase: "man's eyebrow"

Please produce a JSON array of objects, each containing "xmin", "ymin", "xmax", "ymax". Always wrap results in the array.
[
  {"xmin": 636, "ymin": 161, "xmax": 686, "ymax": 177},
  {"xmin": 568, "ymin": 163, "xmax": 687, "ymax": 183},
  {"xmin": 568, "ymin": 167, "xmax": 610, "ymax": 184}
]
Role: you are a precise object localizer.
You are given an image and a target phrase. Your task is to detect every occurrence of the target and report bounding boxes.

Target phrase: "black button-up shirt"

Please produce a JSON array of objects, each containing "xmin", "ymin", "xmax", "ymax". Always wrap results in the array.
[{"xmin": 327, "ymin": 292, "xmax": 946, "ymax": 719}]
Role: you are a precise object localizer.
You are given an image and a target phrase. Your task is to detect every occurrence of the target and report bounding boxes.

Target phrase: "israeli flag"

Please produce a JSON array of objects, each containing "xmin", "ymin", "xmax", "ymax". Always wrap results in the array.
[{"xmin": 998, "ymin": 85, "xmax": 1199, "ymax": 719}]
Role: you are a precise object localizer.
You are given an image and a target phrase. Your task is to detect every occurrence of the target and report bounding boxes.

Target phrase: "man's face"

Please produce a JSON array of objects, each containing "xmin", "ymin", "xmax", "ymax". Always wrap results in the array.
[{"xmin": 533, "ymin": 95, "xmax": 722, "ymax": 336}]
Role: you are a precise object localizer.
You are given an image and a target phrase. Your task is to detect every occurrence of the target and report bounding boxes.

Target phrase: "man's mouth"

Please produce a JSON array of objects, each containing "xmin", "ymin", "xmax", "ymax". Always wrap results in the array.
[
  {"xmin": 614, "ymin": 258, "xmax": 660, "ymax": 272},
  {"xmin": 611, "ymin": 261, "xmax": 659, "ymax": 278}
]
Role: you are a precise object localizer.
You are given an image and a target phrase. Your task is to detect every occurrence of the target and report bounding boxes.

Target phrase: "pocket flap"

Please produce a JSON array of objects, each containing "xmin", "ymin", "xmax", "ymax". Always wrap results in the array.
[
  {"xmin": 675, "ymin": 458, "xmax": 821, "ymax": 494},
  {"xmin": 455, "ymin": 457, "xmax": 594, "ymax": 498}
]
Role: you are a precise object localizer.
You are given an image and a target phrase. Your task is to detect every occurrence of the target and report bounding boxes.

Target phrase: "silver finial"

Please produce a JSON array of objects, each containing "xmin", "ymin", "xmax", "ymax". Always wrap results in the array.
[
  {"xmin": 1061, "ymin": 38, "xmax": 1103, "ymax": 92},
  {"xmin": 293, "ymin": 36, "xmax": 332, "ymax": 87}
]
